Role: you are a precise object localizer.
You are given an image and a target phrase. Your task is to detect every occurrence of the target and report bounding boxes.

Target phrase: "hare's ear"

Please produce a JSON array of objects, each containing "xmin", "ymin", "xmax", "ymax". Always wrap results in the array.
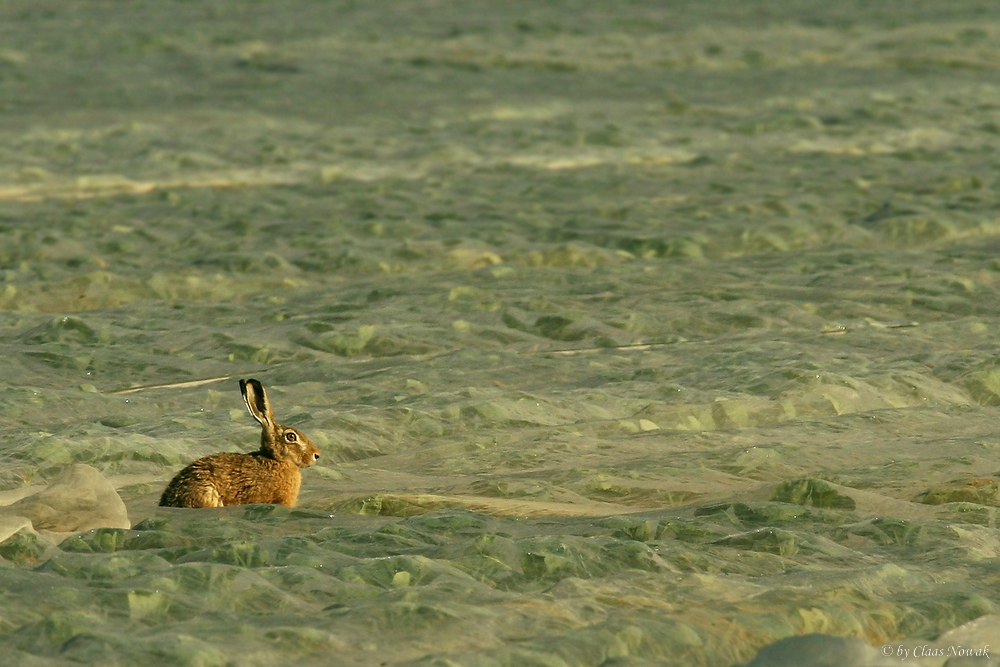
[{"xmin": 240, "ymin": 379, "xmax": 275, "ymax": 432}]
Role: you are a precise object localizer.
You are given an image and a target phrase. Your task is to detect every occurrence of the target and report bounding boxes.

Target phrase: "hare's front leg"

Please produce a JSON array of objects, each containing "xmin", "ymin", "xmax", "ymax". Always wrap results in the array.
[{"xmin": 273, "ymin": 472, "xmax": 302, "ymax": 507}]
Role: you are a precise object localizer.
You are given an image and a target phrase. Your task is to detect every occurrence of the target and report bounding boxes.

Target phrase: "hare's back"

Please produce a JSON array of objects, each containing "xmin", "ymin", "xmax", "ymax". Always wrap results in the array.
[{"xmin": 160, "ymin": 452, "xmax": 299, "ymax": 508}]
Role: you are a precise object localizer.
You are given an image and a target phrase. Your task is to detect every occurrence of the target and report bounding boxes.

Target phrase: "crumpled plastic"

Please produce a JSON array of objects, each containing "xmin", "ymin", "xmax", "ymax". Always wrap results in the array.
[{"xmin": 0, "ymin": 464, "xmax": 129, "ymax": 542}]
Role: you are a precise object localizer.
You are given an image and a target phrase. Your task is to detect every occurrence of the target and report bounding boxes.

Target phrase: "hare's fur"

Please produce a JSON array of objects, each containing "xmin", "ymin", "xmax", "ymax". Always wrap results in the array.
[{"xmin": 159, "ymin": 379, "xmax": 320, "ymax": 508}]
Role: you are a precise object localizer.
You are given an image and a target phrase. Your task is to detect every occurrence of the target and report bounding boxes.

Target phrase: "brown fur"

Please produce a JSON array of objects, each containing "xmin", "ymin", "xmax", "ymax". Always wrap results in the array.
[{"xmin": 159, "ymin": 379, "xmax": 320, "ymax": 508}]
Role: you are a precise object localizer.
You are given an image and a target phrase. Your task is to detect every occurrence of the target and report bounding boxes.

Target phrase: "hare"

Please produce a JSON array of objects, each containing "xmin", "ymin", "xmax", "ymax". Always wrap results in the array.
[{"xmin": 159, "ymin": 379, "xmax": 320, "ymax": 508}]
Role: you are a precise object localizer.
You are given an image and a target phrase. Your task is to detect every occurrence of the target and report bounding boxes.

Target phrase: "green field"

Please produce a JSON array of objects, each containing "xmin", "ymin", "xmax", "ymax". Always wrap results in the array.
[{"xmin": 1, "ymin": 2, "xmax": 1000, "ymax": 665}]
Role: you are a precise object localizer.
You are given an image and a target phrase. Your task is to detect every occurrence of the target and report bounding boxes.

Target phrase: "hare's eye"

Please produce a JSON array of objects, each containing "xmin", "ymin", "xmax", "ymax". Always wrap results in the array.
[{"xmin": 284, "ymin": 431, "xmax": 298, "ymax": 443}]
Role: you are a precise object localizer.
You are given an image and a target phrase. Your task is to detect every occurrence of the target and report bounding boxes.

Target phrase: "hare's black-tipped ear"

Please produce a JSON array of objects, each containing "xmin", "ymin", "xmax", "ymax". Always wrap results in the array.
[{"xmin": 240, "ymin": 378, "xmax": 274, "ymax": 430}]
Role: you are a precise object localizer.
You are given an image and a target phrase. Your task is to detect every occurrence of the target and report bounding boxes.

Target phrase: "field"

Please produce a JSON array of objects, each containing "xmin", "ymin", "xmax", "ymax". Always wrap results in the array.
[{"xmin": 1, "ymin": 2, "xmax": 1000, "ymax": 665}]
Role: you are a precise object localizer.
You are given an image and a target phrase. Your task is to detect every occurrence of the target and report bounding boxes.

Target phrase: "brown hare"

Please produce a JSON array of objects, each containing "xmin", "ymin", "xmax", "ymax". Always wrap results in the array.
[{"xmin": 159, "ymin": 379, "xmax": 320, "ymax": 508}]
